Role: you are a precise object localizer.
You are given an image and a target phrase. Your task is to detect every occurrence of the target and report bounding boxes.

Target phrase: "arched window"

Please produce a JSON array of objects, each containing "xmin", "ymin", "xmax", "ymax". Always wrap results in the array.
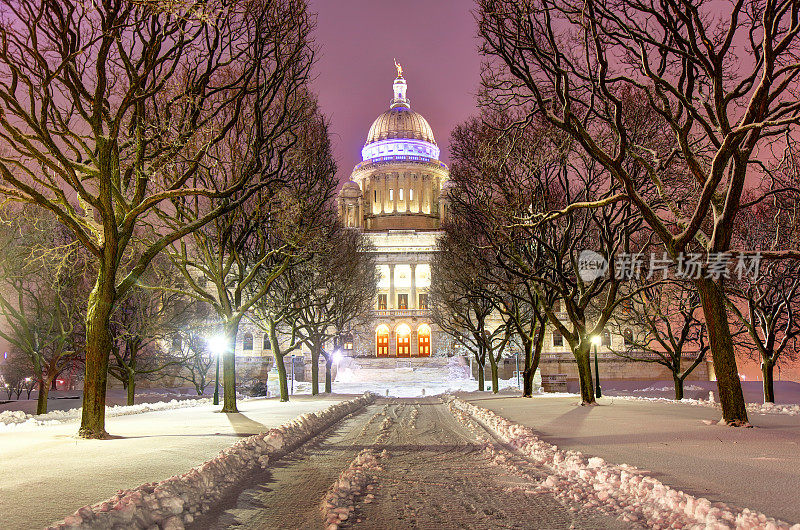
[
  {"xmin": 263, "ymin": 334, "xmax": 271, "ymax": 350},
  {"xmin": 602, "ymin": 331, "xmax": 612, "ymax": 347},
  {"xmin": 243, "ymin": 333, "xmax": 253, "ymax": 352},
  {"xmin": 623, "ymin": 329, "xmax": 634, "ymax": 346},
  {"xmin": 396, "ymin": 323, "xmax": 411, "ymax": 357},
  {"xmin": 418, "ymin": 324, "xmax": 431, "ymax": 357},
  {"xmin": 376, "ymin": 325, "xmax": 390, "ymax": 357}
]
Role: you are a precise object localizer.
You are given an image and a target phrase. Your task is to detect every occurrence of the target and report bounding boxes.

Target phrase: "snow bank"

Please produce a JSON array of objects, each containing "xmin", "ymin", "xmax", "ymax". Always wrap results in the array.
[
  {"xmin": 46, "ymin": 393, "xmax": 375, "ymax": 530},
  {"xmin": 616, "ymin": 395, "xmax": 800, "ymax": 417},
  {"xmin": 448, "ymin": 397, "xmax": 799, "ymax": 530},
  {"xmin": 320, "ymin": 449, "xmax": 387, "ymax": 530},
  {"xmin": 0, "ymin": 399, "xmax": 212, "ymax": 432}
]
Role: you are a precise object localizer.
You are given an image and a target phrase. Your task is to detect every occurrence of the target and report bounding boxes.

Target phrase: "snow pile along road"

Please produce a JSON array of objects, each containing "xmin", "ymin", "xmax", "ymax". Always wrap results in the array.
[
  {"xmin": 616, "ymin": 395, "xmax": 800, "ymax": 417},
  {"xmin": 46, "ymin": 393, "xmax": 375, "ymax": 530},
  {"xmin": 321, "ymin": 448, "xmax": 387, "ymax": 530},
  {"xmin": 448, "ymin": 397, "xmax": 799, "ymax": 530}
]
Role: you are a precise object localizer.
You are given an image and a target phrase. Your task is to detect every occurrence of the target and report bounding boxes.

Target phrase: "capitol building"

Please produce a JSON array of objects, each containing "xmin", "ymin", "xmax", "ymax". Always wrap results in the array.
[{"xmin": 336, "ymin": 64, "xmax": 450, "ymax": 359}]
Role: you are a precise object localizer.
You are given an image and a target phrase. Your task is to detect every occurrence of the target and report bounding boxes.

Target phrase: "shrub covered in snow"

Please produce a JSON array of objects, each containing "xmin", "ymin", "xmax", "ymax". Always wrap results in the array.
[
  {"xmin": 448, "ymin": 397, "xmax": 799, "ymax": 530},
  {"xmin": 46, "ymin": 393, "xmax": 375, "ymax": 530}
]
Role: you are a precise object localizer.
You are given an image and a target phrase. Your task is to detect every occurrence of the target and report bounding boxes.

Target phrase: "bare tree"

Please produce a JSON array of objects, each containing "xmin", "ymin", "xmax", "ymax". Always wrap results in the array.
[
  {"xmin": 609, "ymin": 281, "xmax": 708, "ymax": 400},
  {"xmin": 165, "ymin": 107, "xmax": 337, "ymax": 411},
  {"xmin": 477, "ymin": 0, "xmax": 800, "ymax": 424},
  {"xmin": 430, "ymin": 223, "xmax": 508, "ymax": 392},
  {"xmin": 108, "ymin": 257, "xmax": 198, "ymax": 405},
  {"xmin": 0, "ymin": 206, "xmax": 86, "ymax": 414},
  {"xmin": 728, "ymin": 198, "xmax": 800, "ymax": 402},
  {"xmin": 0, "ymin": 0, "xmax": 317, "ymax": 437}
]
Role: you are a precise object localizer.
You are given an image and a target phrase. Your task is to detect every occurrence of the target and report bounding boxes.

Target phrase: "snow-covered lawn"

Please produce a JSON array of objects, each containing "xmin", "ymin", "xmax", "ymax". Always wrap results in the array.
[
  {"xmin": 0, "ymin": 394, "xmax": 353, "ymax": 530},
  {"xmin": 450, "ymin": 396, "xmax": 798, "ymax": 529},
  {"xmin": 458, "ymin": 393, "xmax": 800, "ymax": 525},
  {"xmin": 46, "ymin": 394, "xmax": 375, "ymax": 530},
  {"xmin": 0, "ymin": 398, "xmax": 213, "ymax": 432},
  {"xmin": 614, "ymin": 394, "xmax": 800, "ymax": 416}
]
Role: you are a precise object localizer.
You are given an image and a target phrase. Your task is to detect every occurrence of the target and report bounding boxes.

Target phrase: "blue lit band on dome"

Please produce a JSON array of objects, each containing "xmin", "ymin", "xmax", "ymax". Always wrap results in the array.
[{"xmin": 361, "ymin": 138, "xmax": 440, "ymax": 162}]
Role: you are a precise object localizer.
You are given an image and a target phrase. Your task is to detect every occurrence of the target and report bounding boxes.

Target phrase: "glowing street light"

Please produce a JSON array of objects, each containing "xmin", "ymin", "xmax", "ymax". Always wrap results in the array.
[
  {"xmin": 207, "ymin": 334, "xmax": 228, "ymax": 406},
  {"xmin": 591, "ymin": 334, "xmax": 602, "ymax": 398}
]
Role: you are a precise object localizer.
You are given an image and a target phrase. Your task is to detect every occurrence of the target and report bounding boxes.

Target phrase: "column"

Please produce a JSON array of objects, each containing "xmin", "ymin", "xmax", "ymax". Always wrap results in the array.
[
  {"xmin": 410, "ymin": 263, "xmax": 417, "ymax": 309},
  {"xmin": 392, "ymin": 174, "xmax": 398, "ymax": 213},
  {"xmin": 381, "ymin": 176, "xmax": 386, "ymax": 214},
  {"xmin": 388, "ymin": 264, "xmax": 396, "ymax": 309}
]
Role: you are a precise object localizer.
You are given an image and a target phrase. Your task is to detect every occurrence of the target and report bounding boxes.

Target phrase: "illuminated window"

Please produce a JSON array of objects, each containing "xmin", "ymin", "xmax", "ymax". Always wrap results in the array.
[
  {"xmin": 343, "ymin": 333, "xmax": 354, "ymax": 350},
  {"xmin": 552, "ymin": 330, "xmax": 563, "ymax": 347},
  {"xmin": 398, "ymin": 294, "xmax": 408, "ymax": 309},
  {"xmin": 418, "ymin": 293, "xmax": 428, "ymax": 309},
  {"xmin": 389, "ymin": 189, "xmax": 394, "ymax": 201},
  {"xmin": 399, "ymin": 188, "xmax": 404, "ymax": 201},
  {"xmin": 377, "ymin": 294, "xmax": 387, "ymax": 310},
  {"xmin": 410, "ymin": 189, "xmax": 414, "ymax": 201},
  {"xmin": 623, "ymin": 329, "xmax": 633, "ymax": 346}
]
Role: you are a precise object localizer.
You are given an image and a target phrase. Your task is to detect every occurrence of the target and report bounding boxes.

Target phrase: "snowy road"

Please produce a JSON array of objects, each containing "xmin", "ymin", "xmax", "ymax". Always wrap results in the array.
[{"xmin": 194, "ymin": 398, "xmax": 628, "ymax": 529}]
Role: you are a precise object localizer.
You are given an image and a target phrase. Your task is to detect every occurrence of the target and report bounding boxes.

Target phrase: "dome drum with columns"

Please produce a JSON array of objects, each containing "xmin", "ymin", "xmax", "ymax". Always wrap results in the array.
[
  {"xmin": 338, "ymin": 64, "xmax": 449, "ymax": 232},
  {"xmin": 338, "ymin": 64, "xmax": 450, "ymax": 358}
]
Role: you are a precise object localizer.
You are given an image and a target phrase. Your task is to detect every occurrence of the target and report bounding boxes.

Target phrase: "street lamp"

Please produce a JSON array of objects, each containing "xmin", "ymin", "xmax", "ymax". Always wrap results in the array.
[
  {"xmin": 591, "ymin": 334, "xmax": 602, "ymax": 398},
  {"xmin": 207, "ymin": 334, "xmax": 227, "ymax": 406}
]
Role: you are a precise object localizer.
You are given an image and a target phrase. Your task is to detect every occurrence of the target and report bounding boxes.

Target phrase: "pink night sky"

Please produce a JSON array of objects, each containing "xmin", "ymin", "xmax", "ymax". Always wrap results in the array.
[{"xmin": 308, "ymin": 0, "xmax": 482, "ymax": 185}]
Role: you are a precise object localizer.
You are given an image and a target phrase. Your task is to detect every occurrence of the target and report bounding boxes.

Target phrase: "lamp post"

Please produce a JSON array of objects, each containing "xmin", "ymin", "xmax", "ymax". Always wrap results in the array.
[
  {"xmin": 591, "ymin": 335, "xmax": 602, "ymax": 398},
  {"xmin": 207, "ymin": 334, "xmax": 227, "ymax": 406}
]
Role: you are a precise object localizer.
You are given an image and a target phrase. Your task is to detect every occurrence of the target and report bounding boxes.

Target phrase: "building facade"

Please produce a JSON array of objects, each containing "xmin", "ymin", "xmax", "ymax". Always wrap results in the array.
[{"xmin": 337, "ymin": 66, "xmax": 450, "ymax": 359}]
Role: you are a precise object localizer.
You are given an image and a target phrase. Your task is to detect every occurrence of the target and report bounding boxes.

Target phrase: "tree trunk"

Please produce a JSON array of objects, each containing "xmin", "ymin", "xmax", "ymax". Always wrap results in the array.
[
  {"xmin": 762, "ymin": 361, "xmax": 775, "ymax": 403},
  {"xmin": 221, "ymin": 320, "xmax": 241, "ymax": 413},
  {"xmin": 311, "ymin": 344, "xmax": 320, "ymax": 396},
  {"xmin": 673, "ymin": 375, "xmax": 684, "ymax": 400},
  {"xmin": 574, "ymin": 346, "xmax": 595, "ymax": 405},
  {"xmin": 36, "ymin": 377, "xmax": 51, "ymax": 415},
  {"xmin": 476, "ymin": 362, "xmax": 485, "ymax": 391},
  {"xmin": 489, "ymin": 357, "xmax": 499, "ymax": 394},
  {"xmin": 523, "ymin": 329, "xmax": 544, "ymax": 398},
  {"xmin": 126, "ymin": 371, "xmax": 136, "ymax": 406},
  {"xmin": 276, "ymin": 353, "xmax": 289, "ymax": 402},
  {"xmin": 79, "ymin": 274, "xmax": 115, "ymax": 439},
  {"xmin": 325, "ymin": 357, "xmax": 332, "ymax": 394},
  {"xmin": 50, "ymin": 378, "xmax": 58, "ymax": 391},
  {"xmin": 696, "ymin": 277, "xmax": 748, "ymax": 424}
]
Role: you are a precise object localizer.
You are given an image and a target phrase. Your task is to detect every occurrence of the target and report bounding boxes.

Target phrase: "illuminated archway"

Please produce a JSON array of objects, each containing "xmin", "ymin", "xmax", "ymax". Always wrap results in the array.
[
  {"xmin": 417, "ymin": 324, "xmax": 431, "ymax": 357},
  {"xmin": 395, "ymin": 323, "xmax": 411, "ymax": 357},
  {"xmin": 376, "ymin": 325, "xmax": 390, "ymax": 357}
]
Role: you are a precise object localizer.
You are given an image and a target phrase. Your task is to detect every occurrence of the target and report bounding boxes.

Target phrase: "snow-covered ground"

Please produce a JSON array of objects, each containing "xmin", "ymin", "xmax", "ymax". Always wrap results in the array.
[
  {"xmin": 47, "ymin": 394, "xmax": 375, "ymax": 530},
  {"xmin": 458, "ymin": 392, "xmax": 800, "ymax": 524},
  {"xmin": 0, "ymin": 394, "xmax": 352, "ymax": 530},
  {"xmin": 0, "ymin": 397, "xmax": 212, "ymax": 432},
  {"xmin": 450, "ymin": 396, "xmax": 798, "ymax": 529}
]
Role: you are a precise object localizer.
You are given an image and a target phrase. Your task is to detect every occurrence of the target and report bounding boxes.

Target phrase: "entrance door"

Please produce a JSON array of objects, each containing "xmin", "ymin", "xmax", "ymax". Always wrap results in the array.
[
  {"xmin": 396, "ymin": 323, "xmax": 411, "ymax": 357},
  {"xmin": 376, "ymin": 325, "xmax": 389, "ymax": 357},
  {"xmin": 418, "ymin": 324, "xmax": 431, "ymax": 357}
]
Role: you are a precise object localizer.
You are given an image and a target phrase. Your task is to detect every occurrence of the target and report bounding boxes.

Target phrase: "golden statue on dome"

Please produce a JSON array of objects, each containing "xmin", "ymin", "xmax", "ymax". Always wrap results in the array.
[{"xmin": 394, "ymin": 59, "xmax": 403, "ymax": 78}]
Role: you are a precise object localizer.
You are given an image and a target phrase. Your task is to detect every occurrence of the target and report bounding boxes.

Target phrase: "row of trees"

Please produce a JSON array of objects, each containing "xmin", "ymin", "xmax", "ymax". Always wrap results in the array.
[
  {"xmin": 429, "ymin": 0, "xmax": 800, "ymax": 424},
  {"xmin": 0, "ymin": 0, "xmax": 375, "ymax": 437}
]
